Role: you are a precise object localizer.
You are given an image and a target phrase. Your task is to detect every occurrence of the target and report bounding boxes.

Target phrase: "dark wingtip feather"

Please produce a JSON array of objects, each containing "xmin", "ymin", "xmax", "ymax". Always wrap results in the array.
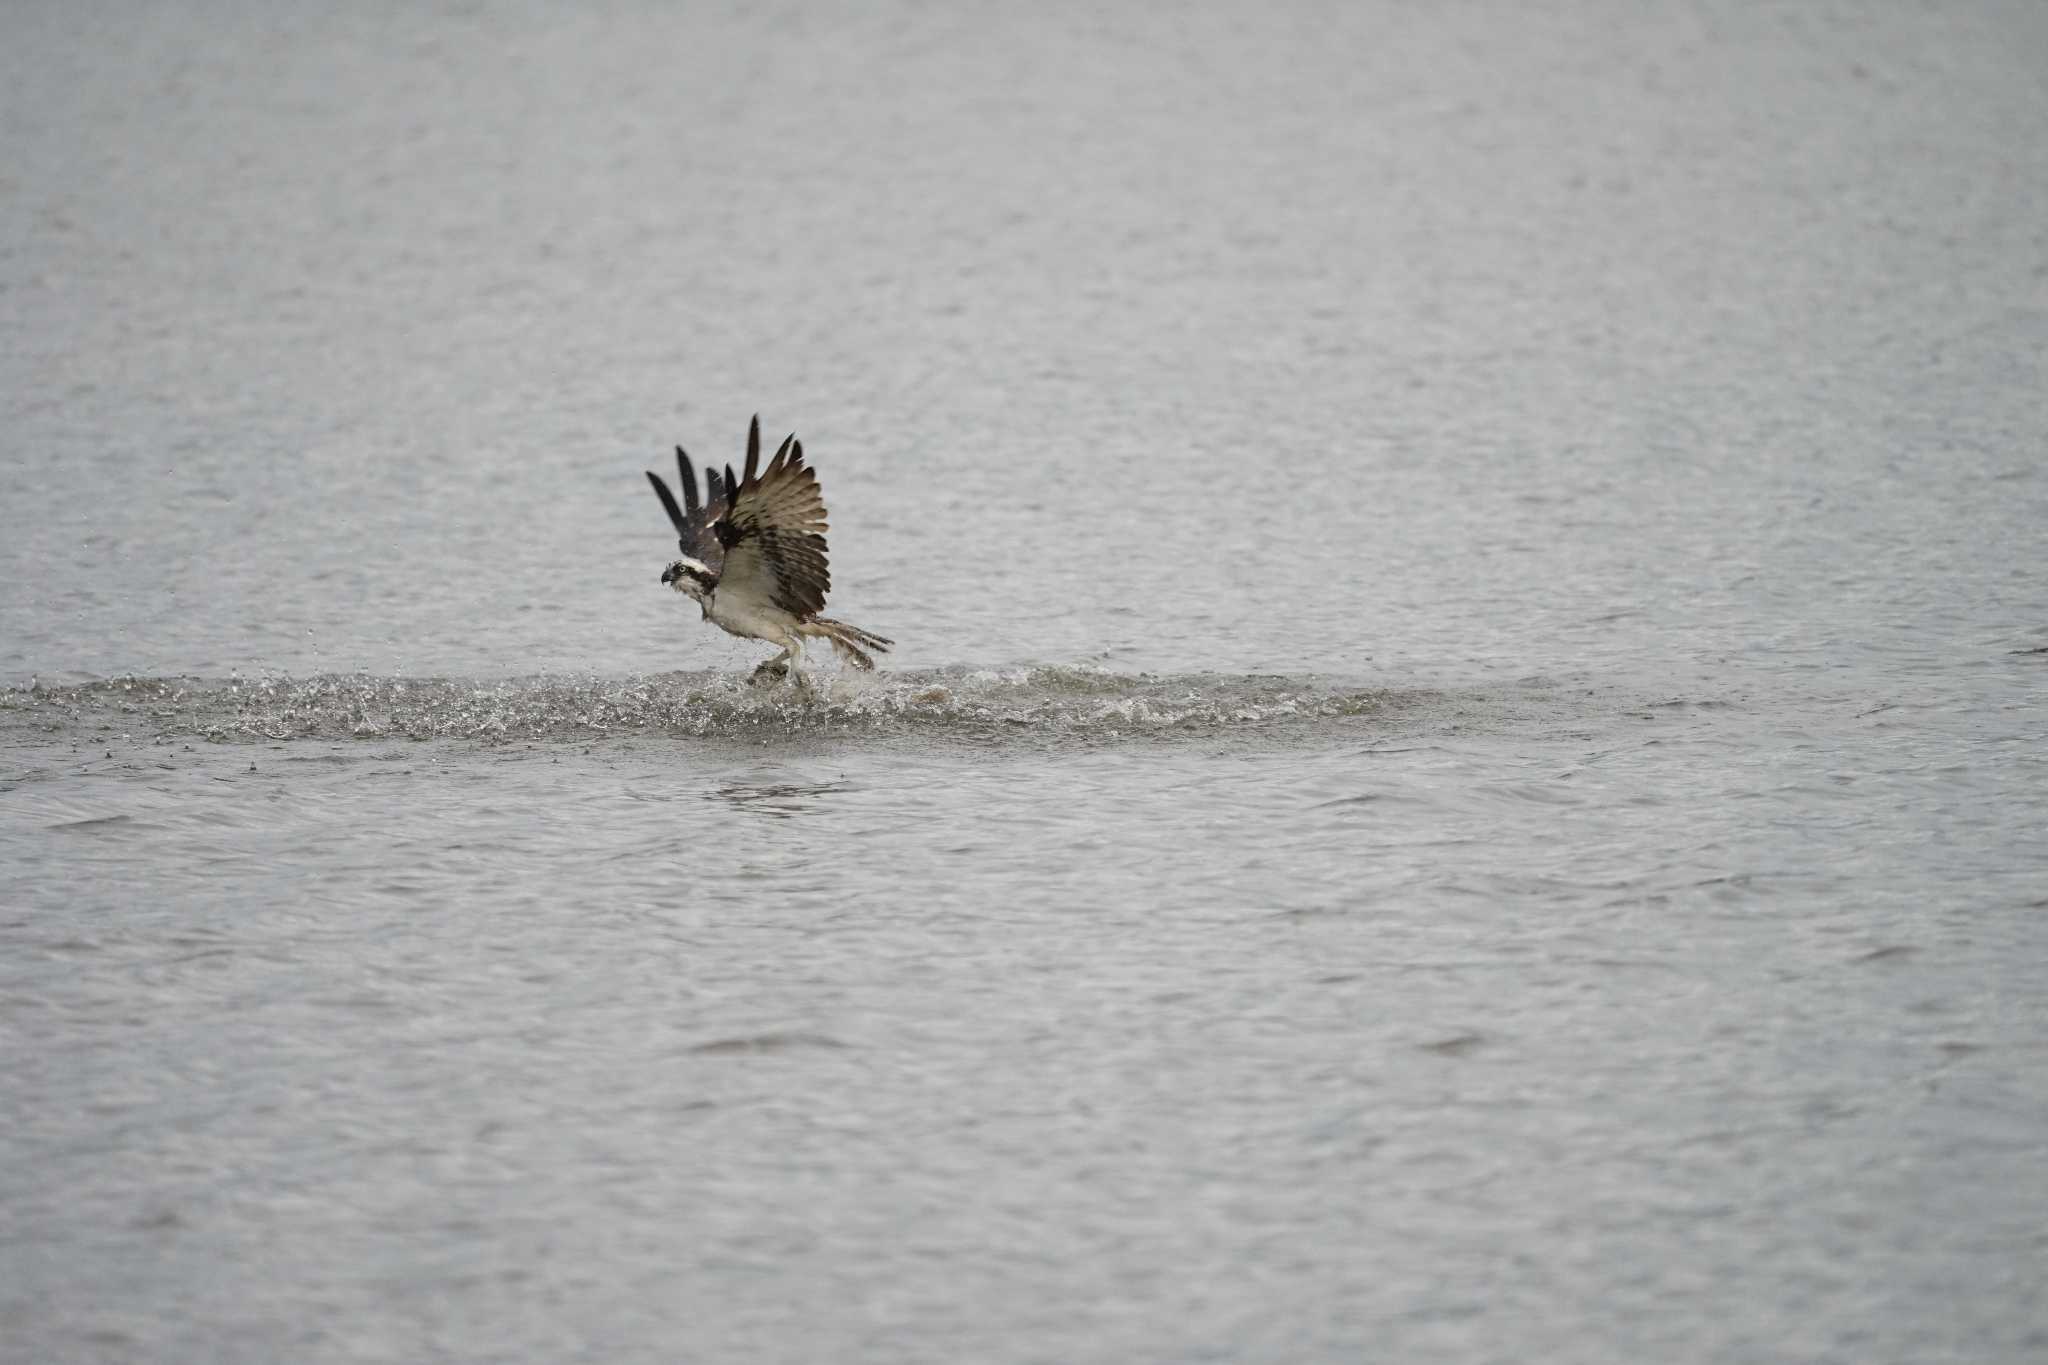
[
  {"xmin": 674, "ymin": 446, "xmax": 700, "ymax": 515},
  {"xmin": 743, "ymin": 430, "xmax": 765, "ymax": 487},
  {"xmin": 646, "ymin": 470, "xmax": 688, "ymax": 534}
]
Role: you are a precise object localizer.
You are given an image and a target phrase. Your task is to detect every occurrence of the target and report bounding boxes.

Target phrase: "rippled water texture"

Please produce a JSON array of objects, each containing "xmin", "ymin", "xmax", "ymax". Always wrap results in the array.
[
  {"xmin": 3, "ymin": 669, "xmax": 1412, "ymax": 747},
  {"xmin": 4, "ymin": 3, "xmax": 2047, "ymax": 1363}
]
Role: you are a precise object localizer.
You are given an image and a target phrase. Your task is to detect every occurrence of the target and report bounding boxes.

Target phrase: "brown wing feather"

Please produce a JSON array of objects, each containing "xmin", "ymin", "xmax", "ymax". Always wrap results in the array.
[{"xmin": 716, "ymin": 439, "xmax": 832, "ymax": 617}]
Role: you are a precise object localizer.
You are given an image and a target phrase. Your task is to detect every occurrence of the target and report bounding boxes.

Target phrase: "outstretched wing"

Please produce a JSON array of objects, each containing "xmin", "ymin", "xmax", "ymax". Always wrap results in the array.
[
  {"xmin": 645, "ymin": 432, "xmax": 739, "ymax": 570},
  {"xmin": 713, "ymin": 426, "xmax": 831, "ymax": 618}
]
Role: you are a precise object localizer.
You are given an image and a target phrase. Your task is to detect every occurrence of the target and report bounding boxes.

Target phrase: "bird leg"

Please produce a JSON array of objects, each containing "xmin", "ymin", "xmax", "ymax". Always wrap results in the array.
[
  {"xmin": 785, "ymin": 637, "xmax": 817, "ymax": 696},
  {"xmin": 749, "ymin": 649, "xmax": 790, "ymax": 684}
]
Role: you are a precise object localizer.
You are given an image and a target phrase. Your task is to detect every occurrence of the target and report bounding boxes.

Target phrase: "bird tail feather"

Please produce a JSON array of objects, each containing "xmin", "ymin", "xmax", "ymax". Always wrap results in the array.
[{"xmin": 802, "ymin": 617, "xmax": 893, "ymax": 671}]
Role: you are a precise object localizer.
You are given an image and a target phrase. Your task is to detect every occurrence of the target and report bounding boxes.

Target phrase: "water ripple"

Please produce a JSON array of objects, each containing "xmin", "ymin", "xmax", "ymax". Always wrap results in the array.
[{"xmin": 2, "ymin": 668, "xmax": 1426, "ymax": 749}]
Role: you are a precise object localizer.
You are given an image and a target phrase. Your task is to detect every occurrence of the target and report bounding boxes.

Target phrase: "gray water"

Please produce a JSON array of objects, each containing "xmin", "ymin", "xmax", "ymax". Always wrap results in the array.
[{"xmin": 4, "ymin": 3, "xmax": 2046, "ymax": 1361}]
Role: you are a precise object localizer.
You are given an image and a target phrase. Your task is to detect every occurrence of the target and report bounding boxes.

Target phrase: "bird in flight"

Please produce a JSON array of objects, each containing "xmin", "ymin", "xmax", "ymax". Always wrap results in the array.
[{"xmin": 646, "ymin": 415, "xmax": 891, "ymax": 687}]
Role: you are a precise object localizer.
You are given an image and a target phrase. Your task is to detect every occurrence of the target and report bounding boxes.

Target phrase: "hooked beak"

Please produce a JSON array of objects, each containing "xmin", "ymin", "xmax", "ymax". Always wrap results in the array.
[{"xmin": 660, "ymin": 565, "xmax": 675, "ymax": 585}]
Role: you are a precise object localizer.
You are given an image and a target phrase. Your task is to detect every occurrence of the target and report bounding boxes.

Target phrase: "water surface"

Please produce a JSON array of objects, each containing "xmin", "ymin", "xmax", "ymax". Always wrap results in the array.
[{"xmin": 3, "ymin": 3, "xmax": 2046, "ymax": 1362}]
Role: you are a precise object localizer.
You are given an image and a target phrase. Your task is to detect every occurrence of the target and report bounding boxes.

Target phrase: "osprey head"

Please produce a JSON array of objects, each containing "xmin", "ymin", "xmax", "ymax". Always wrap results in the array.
[{"xmin": 661, "ymin": 556, "xmax": 716, "ymax": 602}]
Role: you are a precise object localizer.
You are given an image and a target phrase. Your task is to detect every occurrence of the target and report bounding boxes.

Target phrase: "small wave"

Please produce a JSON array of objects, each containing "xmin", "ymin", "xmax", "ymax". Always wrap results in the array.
[{"xmin": 1, "ymin": 667, "xmax": 1420, "ymax": 749}]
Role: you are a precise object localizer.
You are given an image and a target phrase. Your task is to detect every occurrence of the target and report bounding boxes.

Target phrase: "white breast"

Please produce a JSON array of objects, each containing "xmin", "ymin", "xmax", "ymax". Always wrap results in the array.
[{"xmin": 705, "ymin": 581, "xmax": 794, "ymax": 645}]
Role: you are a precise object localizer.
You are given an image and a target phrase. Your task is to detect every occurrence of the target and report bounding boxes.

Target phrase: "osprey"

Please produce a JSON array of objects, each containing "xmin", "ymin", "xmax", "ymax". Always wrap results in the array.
[{"xmin": 645, "ymin": 415, "xmax": 892, "ymax": 686}]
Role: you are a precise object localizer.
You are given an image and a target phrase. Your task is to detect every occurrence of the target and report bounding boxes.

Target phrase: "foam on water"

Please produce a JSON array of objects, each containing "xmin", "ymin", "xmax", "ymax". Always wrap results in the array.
[{"xmin": 1, "ymin": 666, "xmax": 1424, "ymax": 749}]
